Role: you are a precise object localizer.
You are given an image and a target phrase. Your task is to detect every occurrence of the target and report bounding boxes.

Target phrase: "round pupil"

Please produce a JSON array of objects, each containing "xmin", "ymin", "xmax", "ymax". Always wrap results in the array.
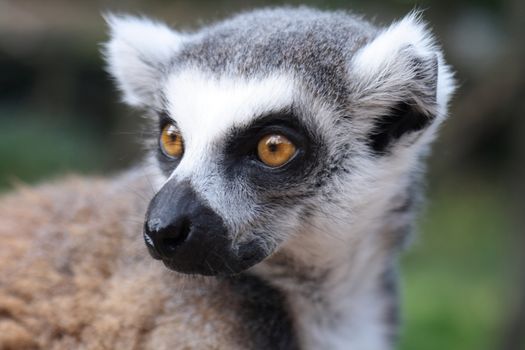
[
  {"xmin": 166, "ymin": 127, "xmax": 177, "ymax": 141},
  {"xmin": 267, "ymin": 140, "xmax": 280, "ymax": 152}
]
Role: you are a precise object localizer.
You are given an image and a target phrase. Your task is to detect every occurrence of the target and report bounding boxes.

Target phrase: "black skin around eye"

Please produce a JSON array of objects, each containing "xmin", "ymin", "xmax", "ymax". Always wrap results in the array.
[
  {"xmin": 222, "ymin": 112, "xmax": 324, "ymax": 190},
  {"xmin": 157, "ymin": 110, "xmax": 176, "ymax": 132},
  {"xmin": 225, "ymin": 113, "xmax": 308, "ymax": 160}
]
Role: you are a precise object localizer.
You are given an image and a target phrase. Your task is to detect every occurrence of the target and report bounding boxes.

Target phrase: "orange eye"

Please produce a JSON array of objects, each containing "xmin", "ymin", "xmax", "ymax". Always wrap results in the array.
[
  {"xmin": 160, "ymin": 124, "xmax": 184, "ymax": 158},
  {"xmin": 257, "ymin": 134, "xmax": 297, "ymax": 168}
]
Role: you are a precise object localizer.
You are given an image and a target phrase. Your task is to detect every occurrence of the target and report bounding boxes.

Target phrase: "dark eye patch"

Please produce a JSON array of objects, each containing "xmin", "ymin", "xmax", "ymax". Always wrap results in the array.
[
  {"xmin": 222, "ymin": 111, "xmax": 324, "ymax": 192},
  {"xmin": 157, "ymin": 110, "xmax": 177, "ymax": 131},
  {"xmin": 226, "ymin": 117, "xmax": 306, "ymax": 163}
]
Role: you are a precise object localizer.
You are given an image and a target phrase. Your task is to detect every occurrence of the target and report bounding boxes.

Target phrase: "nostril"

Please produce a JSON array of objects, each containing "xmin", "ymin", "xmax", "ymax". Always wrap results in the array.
[{"xmin": 161, "ymin": 218, "xmax": 192, "ymax": 254}]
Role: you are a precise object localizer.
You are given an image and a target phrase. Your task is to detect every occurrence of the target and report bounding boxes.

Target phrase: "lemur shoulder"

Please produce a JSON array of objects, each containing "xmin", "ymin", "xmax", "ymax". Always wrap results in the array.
[{"xmin": 0, "ymin": 7, "xmax": 454, "ymax": 350}]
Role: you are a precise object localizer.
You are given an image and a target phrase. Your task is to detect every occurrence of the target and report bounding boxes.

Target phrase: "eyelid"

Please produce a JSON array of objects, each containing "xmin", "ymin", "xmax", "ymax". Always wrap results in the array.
[
  {"xmin": 257, "ymin": 125, "xmax": 305, "ymax": 147},
  {"xmin": 158, "ymin": 114, "xmax": 180, "ymax": 132},
  {"xmin": 224, "ymin": 116, "xmax": 308, "ymax": 161}
]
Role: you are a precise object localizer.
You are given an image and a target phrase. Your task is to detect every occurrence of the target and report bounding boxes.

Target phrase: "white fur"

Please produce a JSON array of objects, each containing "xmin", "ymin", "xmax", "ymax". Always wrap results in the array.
[
  {"xmin": 164, "ymin": 70, "xmax": 296, "ymax": 180},
  {"xmin": 353, "ymin": 13, "xmax": 435, "ymax": 76},
  {"xmin": 352, "ymin": 12, "xmax": 455, "ymax": 117},
  {"xmin": 104, "ymin": 14, "xmax": 184, "ymax": 107},
  {"xmin": 435, "ymin": 55, "xmax": 456, "ymax": 118}
]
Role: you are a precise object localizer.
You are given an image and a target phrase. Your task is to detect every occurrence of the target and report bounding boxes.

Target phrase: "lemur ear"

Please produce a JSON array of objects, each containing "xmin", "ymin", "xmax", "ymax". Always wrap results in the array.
[
  {"xmin": 351, "ymin": 13, "xmax": 455, "ymax": 155},
  {"xmin": 103, "ymin": 14, "xmax": 184, "ymax": 107}
]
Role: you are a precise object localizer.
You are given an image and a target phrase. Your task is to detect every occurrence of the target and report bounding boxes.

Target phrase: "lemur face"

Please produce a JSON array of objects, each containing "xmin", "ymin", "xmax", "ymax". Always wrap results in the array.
[
  {"xmin": 143, "ymin": 72, "xmax": 330, "ymax": 275},
  {"xmin": 104, "ymin": 8, "xmax": 454, "ymax": 275}
]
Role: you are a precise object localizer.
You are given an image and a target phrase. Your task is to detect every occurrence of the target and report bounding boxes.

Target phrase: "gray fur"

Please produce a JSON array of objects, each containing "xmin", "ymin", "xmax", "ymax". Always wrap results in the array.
[{"xmin": 171, "ymin": 7, "xmax": 378, "ymax": 102}]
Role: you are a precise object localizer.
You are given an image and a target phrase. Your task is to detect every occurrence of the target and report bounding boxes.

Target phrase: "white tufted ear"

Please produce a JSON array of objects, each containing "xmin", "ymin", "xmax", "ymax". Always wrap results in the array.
[
  {"xmin": 352, "ymin": 12, "xmax": 455, "ymax": 117},
  {"xmin": 350, "ymin": 12, "xmax": 455, "ymax": 154},
  {"xmin": 103, "ymin": 14, "xmax": 184, "ymax": 108}
]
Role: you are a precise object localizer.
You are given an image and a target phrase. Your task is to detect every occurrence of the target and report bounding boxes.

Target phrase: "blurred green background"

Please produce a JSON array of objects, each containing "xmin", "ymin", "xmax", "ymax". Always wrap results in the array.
[{"xmin": 0, "ymin": 0, "xmax": 524, "ymax": 349}]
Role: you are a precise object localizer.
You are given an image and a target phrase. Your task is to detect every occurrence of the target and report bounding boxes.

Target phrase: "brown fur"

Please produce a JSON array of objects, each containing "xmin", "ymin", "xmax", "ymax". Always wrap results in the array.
[{"xmin": 0, "ymin": 171, "xmax": 258, "ymax": 350}]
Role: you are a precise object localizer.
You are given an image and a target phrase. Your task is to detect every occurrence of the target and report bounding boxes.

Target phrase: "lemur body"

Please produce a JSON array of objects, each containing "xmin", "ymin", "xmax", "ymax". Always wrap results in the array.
[{"xmin": 0, "ymin": 7, "xmax": 454, "ymax": 350}]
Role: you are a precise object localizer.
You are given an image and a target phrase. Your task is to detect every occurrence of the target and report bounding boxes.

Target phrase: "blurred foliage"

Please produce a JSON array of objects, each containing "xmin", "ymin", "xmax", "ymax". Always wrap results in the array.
[
  {"xmin": 401, "ymin": 186, "xmax": 513, "ymax": 350},
  {"xmin": 0, "ymin": 0, "xmax": 524, "ymax": 348},
  {"xmin": 0, "ymin": 109, "xmax": 103, "ymax": 187}
]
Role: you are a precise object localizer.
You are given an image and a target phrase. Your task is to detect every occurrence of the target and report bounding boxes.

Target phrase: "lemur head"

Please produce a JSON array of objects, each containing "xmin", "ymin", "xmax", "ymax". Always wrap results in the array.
[{"xmin": 104, "ymin": 7, "xmax": 454, "ymax": 276}]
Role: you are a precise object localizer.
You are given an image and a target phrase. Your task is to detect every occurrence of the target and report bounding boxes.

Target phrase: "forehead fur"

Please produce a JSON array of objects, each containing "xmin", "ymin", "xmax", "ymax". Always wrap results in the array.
[{"xmin": 173, "ymin": 7, "xmax": 378, "ymax": 101}]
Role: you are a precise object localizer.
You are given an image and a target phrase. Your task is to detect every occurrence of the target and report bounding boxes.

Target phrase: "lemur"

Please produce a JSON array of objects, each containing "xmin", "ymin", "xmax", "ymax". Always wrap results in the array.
[{"xmin": 0, "ymin": 7, "xmax": 454, "ymax": 350}]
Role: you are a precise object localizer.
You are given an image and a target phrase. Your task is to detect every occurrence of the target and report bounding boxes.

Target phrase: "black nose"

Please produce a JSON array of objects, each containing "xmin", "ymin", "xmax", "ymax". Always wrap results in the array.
[
  {"xmin": 143, "ymin": 180, "xmax": 202, "ymax": 260},
  {"xmin": 143, "ymin": 179, "xmax": 267, "ymax": 276},
  {"xmin": 146, "ymin": 215, "xmax": 192, "ymax": 259}
]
